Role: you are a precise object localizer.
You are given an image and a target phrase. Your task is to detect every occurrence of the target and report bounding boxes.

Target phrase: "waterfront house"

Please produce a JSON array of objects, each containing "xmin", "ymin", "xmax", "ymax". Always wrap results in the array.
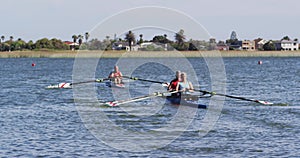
[
  {"xmin": 140, "ymin": 42, "xmax": 166, "ymax": 51},
  {"xmin": 254, "ymin": 38, "xmax": 268, "ymax": 50},
  {"xmin": 242, "ymin": 40, "xmax": 256, "ymax": 51},
  {"xmin": 227, "ymin": 40, "xmax": 242, "ymax": 50},
  {"xmin": 64, "ymin": 41, "xmax": 79, "ymax": 50},
  {"xmin": 216, "ymin": 43, "xmax": 229, "ymax": 51},
  {"xmin": 125, "ymin": 45, "xmax": 140, "ymax": 51},
  {"xmin": 280, "ymin": 40, "xmax": 298, "ymax": 51},
  {"xmin": 112, "ymin": 41, "xmax": 141, "ymax": 51},
  {"xmin": 112, "ymin": 41, "xmax": 127, "ymax": 50}
]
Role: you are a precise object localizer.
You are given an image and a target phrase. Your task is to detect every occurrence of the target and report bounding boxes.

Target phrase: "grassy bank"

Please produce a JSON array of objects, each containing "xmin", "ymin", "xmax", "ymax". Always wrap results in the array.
[{"xmin": 1, "ymin": 50, "xmax": 300, "ymax": 58}]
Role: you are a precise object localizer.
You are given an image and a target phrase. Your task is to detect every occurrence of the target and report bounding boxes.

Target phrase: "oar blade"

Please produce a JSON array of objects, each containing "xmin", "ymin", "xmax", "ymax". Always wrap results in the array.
[
  {"xmin": 104, "ymin": 101, "xmax": 118, "ymax": 107},
  {"xmin": 256, "ymin": 100, "xmax": 274, "ymax": 105},
  {"xmin": 46, "ymin": 83, "xmax": 72, "ymax": 89}
]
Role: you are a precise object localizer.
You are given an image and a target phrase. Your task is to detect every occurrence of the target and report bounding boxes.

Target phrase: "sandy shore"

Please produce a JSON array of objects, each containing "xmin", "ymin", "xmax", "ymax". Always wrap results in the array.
[{"xmin": 1, "ymin": 50, "xmax": 300, "ymax": 58}]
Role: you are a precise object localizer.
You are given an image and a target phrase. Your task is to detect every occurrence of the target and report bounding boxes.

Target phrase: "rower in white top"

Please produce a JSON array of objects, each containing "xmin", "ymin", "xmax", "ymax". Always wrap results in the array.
[{"xmin": 176, "ymin": 72, "xmax": 194, "ymax": 93}]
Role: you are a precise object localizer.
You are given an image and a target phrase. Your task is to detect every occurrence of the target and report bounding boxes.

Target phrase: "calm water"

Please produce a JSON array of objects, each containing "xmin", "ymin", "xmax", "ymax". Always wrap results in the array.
[{"xmin": 0, "ymin": 57, "xmax": 299, "ymax": 157}]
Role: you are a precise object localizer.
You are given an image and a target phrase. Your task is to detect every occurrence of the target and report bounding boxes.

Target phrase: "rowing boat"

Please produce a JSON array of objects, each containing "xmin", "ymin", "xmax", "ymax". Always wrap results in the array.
[
  {"xmin": 164, "ymin": 92, "xmax": 207, "ymax": 109},
  {"xmin": 105, "ymin": 81, "xmax": 126, "ymax": 88}
]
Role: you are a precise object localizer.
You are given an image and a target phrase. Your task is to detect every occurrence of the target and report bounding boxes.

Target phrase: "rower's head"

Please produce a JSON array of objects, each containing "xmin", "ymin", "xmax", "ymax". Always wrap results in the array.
[
  {"xmin": 114, "ymin": 65, "xmax": 119, "ymax": 71},
  {"xmin": 175, "ymin": 71, "xmax": 181, "ymax": 79},
  {"xmin": 180, "ymin": 72, "xmax": 187, "ymax": 81}
]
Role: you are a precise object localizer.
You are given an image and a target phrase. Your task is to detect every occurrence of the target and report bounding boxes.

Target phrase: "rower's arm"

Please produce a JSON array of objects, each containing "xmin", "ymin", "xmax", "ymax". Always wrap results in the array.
[
  {"xmin": 188, "ymin": 82, "xmax": 194, "ymax": 92},
  {"xmin": 175, "ymin": 82, "xmax": 180, "ymax": 92}
]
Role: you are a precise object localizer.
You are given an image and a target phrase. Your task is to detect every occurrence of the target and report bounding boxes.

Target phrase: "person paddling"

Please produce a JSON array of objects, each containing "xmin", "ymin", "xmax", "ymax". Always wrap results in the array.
[
  {"xmin": 176, "ymin": 72, "xmax": 194, "ymax": 93},
  {"xmin": 108, "ymin": 65, "xmax": 123, "ymax": 84},
  {"xmin": 168, "ymin": 71, "xmax": 181, "ymax": 92}
]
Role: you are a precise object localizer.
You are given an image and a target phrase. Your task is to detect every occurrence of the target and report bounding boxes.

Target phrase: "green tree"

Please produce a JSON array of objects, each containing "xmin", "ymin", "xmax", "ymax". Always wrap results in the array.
[
  {"xmin": 282, "ymin": 36, "xmax": 290, "ymax": 41},
  {"xmin": 174, "ymin": 29, "xmax": 188, "ymax": 50},
  {"xmin": 35, "ymin": 38, "xmax": 53, "ymax": 49},
  {"xmin": 175, "ymin": 29, "xmax": 185, "ymax": 45},
  {"xmin": 0, "ymin": 35, "xmax": 2, "ymax": 51},
  {"xmin": 26, "ymin": 40, "xmax": 35, "ymax": 50},
  {"xmin": 14, "ymin": 38, "xmax": 26, "ymax": 51},
  {"xmin": 50, "ymin": 38, "xmax": 69, "ymax": 50},
  {"xmin": 152, "ymin": 35, "xmax": 170, "ymax": 44},
  {"xmin": 125, "ymin": 30, "xmax": 135, "ymax": 51},
  {"xmin": 263, "ymin": 41, "xmax": 276, "ymax": 51}
]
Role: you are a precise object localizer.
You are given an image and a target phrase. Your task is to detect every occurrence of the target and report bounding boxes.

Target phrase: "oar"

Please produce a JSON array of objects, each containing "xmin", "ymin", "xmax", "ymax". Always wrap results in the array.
[
  {"xmin": 46, "ymin": 78, "xmax": 111, "ymax": 89},
  {"xmin": 123, "ymin": 76, "xmax": 168, "ymax": 86},
  {"xmin": 103, "ymin": 91, "xmax": 179, "ymax": 107},
  {"xmin": 193, "ymin": 89, "xmax": 273, "ymax": 105},
  {"xmin": 103, "ymin": 92, "xmax": 164, "ymax": 107},
  {"xmin": 71, "ymin": 78, "xmax": 110, "ymax": 85}
]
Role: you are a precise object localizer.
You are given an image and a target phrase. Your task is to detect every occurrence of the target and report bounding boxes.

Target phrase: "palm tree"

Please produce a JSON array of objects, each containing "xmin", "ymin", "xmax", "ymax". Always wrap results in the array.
[
  {"xmin": 84, "ymin": 32, "xmax": 90, "ymax": 43},
  {"xmin": 71, "ymin": 35, "xmax": 78, "ymax": 51},
  {"xmin": 163, "ymin": 34, "xmax": 168, "ymax": 43},
  {"xmin": 175, "ymin": 29, "xmax": 185, "ymax": 46},
  {"xmin": 72, "ymin": 35, "xmax": 78, "ymax": 43},
  {"xmin": 78, "ymin": 35, "xmax": 83, "ymax": 46},
  {"xmin": 164, "ymin": 34, "xmax": 167, "ymax": 38},
  {"xmin": 139, "ymin": 34, "xmax": 143, "ymax": 45},
  {"xmin": 9, "ymin": 36, "xmax": 13, "ymax": 52},
  {"xmin": 125, "ymin": 30, "xmax": 135, "ymax": 51}
]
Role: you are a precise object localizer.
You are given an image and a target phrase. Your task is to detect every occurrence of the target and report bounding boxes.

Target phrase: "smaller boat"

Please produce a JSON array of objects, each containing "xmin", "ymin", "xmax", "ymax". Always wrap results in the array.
[{"xmin": 105, "ymin": 81, "xmax": 125, "ymax": 88}]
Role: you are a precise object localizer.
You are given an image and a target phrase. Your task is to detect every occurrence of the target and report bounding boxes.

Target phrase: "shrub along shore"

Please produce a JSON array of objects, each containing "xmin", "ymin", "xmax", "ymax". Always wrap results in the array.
[{"xmin": 1, "ymin": 50, "xmax": 300, "ymax": 58}]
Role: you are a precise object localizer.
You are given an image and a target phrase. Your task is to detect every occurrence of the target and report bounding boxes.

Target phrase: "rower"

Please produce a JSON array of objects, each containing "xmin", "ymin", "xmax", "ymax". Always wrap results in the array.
[
  {"xmin": 168, "ymin": 70, "xmax": 181, "ymax": 92},
  {"xmin": 108, "ymin": 65, "xmax": 123, "ymax": 84},
  {"xmin": 176, "ymin": 72, "xmax": 194, "ymax": 93}
]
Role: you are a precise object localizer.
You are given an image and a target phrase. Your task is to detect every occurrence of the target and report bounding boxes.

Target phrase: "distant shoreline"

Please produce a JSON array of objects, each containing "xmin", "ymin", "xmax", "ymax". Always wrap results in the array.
[{"xmin": 1, "ymin": 50, "xmax": 300, "ymax": 58}]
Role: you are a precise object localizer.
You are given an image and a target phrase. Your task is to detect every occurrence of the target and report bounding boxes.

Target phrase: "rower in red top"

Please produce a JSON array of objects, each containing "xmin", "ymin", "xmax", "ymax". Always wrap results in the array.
[
  {"xmin": 108, "ymin": 65, "xmax": 123, "ymax": 84},
  {"xmin": 168, "ymin": 71, "xmax": 181, "ymax": 92}
]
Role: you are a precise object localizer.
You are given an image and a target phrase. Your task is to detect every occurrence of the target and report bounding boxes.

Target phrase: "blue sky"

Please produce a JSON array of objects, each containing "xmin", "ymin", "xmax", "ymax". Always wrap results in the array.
[{"xmin": 1, "ymin": 0, "xmax": 300, "ymax": 42}]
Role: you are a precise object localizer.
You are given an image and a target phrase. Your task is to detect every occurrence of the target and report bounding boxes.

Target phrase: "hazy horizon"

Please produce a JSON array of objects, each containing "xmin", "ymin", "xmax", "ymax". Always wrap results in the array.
[{"xmin": 1, "ymin": 0, "xmax": 300, "ymax": 42}]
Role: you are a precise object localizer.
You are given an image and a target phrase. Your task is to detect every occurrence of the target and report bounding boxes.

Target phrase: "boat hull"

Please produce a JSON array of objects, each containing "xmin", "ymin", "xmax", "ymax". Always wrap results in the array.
[
  {"xmin": 165, "ymin": 94, "xmax": 207, "ymax": 109},
  {"xmin": 105, "ymin": 81, "xmax": 125, "ymax": 88}
]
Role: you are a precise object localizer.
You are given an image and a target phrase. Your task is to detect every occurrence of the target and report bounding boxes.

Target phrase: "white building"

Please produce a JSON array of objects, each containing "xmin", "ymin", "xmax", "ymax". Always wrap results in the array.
[
  {"xmin": 242, "ymin": 40, "xmax": 256, "ymax": 51},
  {"xmin": 280, "ymin": 40, "xmax": 298, "ymax": 51}
]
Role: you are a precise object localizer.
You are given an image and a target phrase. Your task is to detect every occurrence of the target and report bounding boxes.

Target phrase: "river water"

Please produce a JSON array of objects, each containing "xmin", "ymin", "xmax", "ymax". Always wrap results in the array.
[{"xmin": 0, "ymin": 57, "xmax": 299, "ymax": 157}]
